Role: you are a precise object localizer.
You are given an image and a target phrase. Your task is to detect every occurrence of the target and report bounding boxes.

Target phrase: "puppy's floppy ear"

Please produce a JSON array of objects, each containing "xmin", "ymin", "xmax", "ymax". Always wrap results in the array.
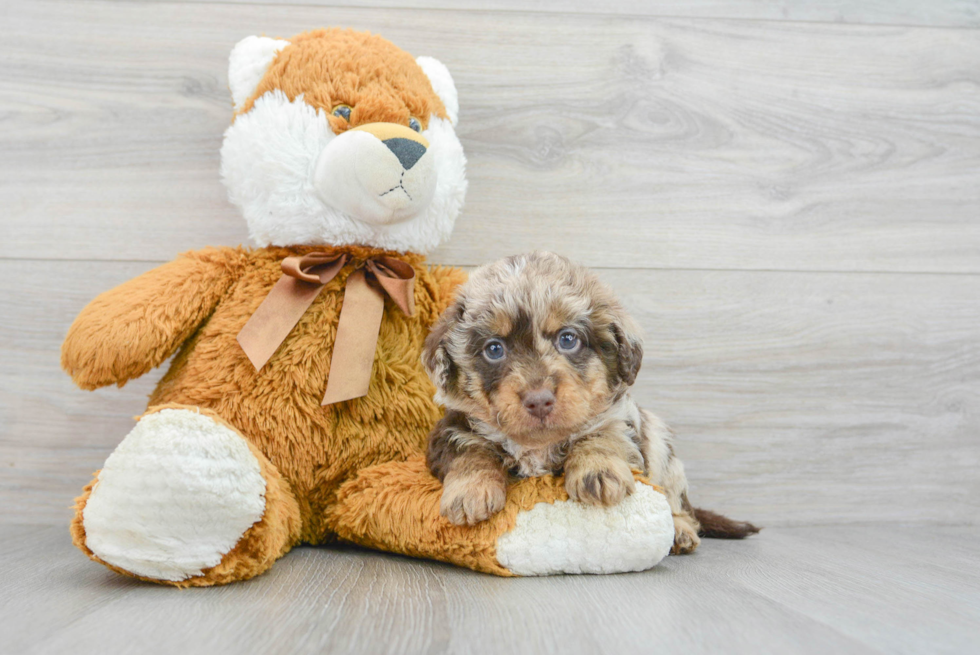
[
  {"xmin": 422, "ymin": 297, "xmax": 464, "ymax": 395},
  {"xmin": 609, "ymin": 311, "xmax": 644, "ymax": 387}
]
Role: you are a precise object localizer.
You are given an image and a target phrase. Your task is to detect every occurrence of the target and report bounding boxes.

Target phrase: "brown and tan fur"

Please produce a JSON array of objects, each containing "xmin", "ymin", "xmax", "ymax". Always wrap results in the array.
[{"xmin": 423, "ymin": 252, "xmax": 759, "ymax": 553}]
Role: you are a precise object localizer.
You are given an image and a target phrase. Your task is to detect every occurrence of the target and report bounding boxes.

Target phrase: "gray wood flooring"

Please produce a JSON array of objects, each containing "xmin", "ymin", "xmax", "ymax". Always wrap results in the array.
[
  {"xmin": 2, "ymin": 524, "xmax": 978, "ymax": 655},
  {"xmin": 2, "ymin": 0, "xmax": 979, "ymax": 653}
]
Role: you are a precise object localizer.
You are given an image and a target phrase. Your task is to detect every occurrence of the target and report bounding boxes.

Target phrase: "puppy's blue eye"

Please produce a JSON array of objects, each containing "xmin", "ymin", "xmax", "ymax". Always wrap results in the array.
[
  {"xmin": 409, "ymin": 117, "xmax": 422, "ymax": 132},
  {"xmin": 557, "ymin": 330, "xmax": 580, "ymax": 352},
  {"xmin": 332, "ymin": 105, "xmax": 352, "ymax": 121},
  {"xmin": 483, "ymin": 339, "xmax": 506, "ymax": 361}
]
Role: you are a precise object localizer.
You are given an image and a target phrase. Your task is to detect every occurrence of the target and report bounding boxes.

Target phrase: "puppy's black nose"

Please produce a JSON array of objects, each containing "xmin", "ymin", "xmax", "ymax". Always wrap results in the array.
[
  {"xmin": 522, "ymin": 389, "xmax": 556, "ymax": 419},
  {"xmin": 383, "ymin": 138, "xmax": 426, "ymax": 170}
]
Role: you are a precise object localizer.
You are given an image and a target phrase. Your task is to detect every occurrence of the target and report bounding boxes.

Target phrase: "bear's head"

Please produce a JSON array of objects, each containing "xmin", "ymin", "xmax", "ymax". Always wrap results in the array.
[{"xmin": 220, "ymin": 29, "xmax": 467, "ymax": 254}]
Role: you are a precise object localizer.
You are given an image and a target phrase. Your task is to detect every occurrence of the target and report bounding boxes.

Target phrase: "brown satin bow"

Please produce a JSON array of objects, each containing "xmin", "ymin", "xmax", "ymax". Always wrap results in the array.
[{"xmin": 236, "ymin": 252, "xmax": 416, "ymax": 405}]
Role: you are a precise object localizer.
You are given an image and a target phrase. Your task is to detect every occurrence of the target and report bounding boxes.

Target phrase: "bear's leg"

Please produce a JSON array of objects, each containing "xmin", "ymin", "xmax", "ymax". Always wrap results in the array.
[
  {"xmin": 71, "ymin": 405, "xmax": 302, "ymax": 587},
  {"xmin": 327, "ymin": 457, "xmax": 675, "ymax": 576}
]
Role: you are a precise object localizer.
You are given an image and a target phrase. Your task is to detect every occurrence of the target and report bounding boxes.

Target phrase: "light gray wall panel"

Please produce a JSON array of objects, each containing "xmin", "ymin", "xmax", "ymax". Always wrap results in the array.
[{"xmin": 2, "ymin": 1, "xmax": 979, "ymax": 272}]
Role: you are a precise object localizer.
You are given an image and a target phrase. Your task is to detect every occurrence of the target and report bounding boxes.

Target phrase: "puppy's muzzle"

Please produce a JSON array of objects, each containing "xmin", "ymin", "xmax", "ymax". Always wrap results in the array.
[
  {"xmin": 522, "ymin": 388, "xmax": 556, "ymax": 419},
  {"xmin": 313, "ymin": 122, "xmax": 437, "ymax": 226}
]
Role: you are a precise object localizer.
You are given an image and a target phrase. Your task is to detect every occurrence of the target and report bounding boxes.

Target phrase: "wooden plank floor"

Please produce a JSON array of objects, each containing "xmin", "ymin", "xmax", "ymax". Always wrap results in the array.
[
  {"xmin": 1, "ymin": 524, "xmax": 978, "ymax": 655},
  {"xmin": 2, "ymin": 0, "xmax": 979, "ymax": 653}
]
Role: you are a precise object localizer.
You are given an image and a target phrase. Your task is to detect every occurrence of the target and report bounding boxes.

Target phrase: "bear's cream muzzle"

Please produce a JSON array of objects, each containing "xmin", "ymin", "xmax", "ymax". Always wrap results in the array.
[{"xmin": 313, "ymin": 122, "xmax": 437, "ymax": 226}]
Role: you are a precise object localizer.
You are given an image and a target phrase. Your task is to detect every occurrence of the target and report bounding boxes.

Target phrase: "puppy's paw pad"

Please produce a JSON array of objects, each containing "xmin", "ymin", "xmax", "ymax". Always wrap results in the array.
[
  {"xmin": 672, "ymin": 517, "xmax": 701, "ymax": 555},
  {"xmin": 440, "ymin": 474, "xmax": 507, "ymax": 526},
  {"xmin": 565, "ymin": 461, "xmax": 635, "ymax": 507}
]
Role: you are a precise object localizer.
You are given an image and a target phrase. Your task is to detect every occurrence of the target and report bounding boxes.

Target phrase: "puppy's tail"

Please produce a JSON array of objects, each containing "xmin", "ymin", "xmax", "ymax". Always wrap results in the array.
[{"xmin": 693, "ymin": 508, "xmax": 761, "ymax": 539}]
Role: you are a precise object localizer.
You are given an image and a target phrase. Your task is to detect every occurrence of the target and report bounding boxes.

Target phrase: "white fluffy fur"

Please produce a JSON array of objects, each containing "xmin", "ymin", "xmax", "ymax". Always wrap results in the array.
[
  {"xmin": 416, "ymin": 56, "xmax": 459, "ymax": 126},
  {"xmin": 228, "ymin": 36, "xmax": 290, "ymax": 112},
  {"xmin": 220, "ymin": 89, "xmax": 466, "ymax": 254},
  {"xmin": 313, "ymin": 129, "xmax": 437, "ymax": 225},
  {"xmin": 82, "ymin": 409, "xmax": 267, "ymax": 582},
  {"xmin": 495, "ymin": 485, "xmax": 675, "ymax": 575}
]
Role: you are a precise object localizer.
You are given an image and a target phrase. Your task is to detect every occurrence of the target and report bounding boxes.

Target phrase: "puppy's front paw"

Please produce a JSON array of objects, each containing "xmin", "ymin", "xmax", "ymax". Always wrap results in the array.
[
  {"xmin": 440, "ymin": 473, "xmax": 507, "ymax": 526},
  {"xmin": 672, "ymin": 515, "xmax": 701, "ymax": 555},
  {"xmin": 565, "ymin": 458, "xmax": 635, "ymax": 507}
]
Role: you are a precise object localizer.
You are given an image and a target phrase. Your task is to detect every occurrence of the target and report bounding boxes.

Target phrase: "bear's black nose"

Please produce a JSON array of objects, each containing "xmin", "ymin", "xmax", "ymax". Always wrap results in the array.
[{"xmin": 383, "ymin": 138, "xmax": 426, "ymax": 170}]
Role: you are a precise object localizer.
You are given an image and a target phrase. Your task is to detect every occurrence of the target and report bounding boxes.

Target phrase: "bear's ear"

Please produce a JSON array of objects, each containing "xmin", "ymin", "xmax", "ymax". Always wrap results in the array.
[
  {"xmin": 416, "ymin": 56, "xmax": 459, "ymax": 126},
  {"xmin": 228, "ymin": 36, "xmax": 290, "ymax": 112}
]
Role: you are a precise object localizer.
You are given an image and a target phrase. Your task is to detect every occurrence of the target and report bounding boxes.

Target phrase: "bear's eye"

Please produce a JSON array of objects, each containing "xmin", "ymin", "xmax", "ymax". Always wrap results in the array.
[
  {"xmin": 409, "ymin": 117, "xmax": 421, "ymax": 132},
  {"xmin": 556, "ymin": 329, "xmax": 581, "ymax": 353},
  {"xmin": 483, "ymin": 339, "xmax": 506, "ymax": 362},
  {"xmin": 332, "ymin": 105, "xmax": 352, "ymax": 121}
]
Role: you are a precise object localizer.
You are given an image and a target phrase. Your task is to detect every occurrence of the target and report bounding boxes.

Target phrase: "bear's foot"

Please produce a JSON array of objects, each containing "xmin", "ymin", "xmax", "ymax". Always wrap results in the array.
[
  {"xmin": 72, "ymin": 405, "xmax": 301, "ymax": 586},
  {"xmin": 494, "ymin": 482, "xmax": 674, "ymax": 575},
  {"xmin": 329, "ymin": 457, "xmax": 675, "ymax": 576}
]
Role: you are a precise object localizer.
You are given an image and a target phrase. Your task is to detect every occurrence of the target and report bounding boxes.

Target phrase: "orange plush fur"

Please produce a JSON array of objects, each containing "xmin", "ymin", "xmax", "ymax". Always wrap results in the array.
[
  {"xmin": 64, "ymin": 245, "xmax": 472, "ymax": 583},
  {"xmin": 331, "ymin": 458, "xmax": 664, "ymax": 577},
  {"xmin": 240, "ymin": 29, "xmax": 448, "ymax": 130}
]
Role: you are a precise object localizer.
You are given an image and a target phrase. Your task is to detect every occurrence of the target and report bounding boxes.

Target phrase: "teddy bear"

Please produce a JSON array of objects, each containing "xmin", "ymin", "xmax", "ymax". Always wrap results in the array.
[{"xmin": 61, "ymin": 28, "xmax": 676, "ymax": 586}]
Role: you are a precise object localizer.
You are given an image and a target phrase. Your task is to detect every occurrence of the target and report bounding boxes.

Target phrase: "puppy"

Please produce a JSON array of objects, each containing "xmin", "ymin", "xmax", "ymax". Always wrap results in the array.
[{"xmin": 422, "ymin": 251, "xmax": 759, "ymax": 554}]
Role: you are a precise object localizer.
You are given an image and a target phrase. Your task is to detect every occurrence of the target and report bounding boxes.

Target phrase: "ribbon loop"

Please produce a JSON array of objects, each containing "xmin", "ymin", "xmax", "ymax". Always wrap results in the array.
[
  {"xmin": 365, "ymin": 256, "xmax": 416, "ymax": 317},
  {"xmin": 281, "ymin": 252, "xmax": 347, "ymax": 284},
  {"xmin": 236, "ymin": 252, "xmax": 417, "ymax": 406}
]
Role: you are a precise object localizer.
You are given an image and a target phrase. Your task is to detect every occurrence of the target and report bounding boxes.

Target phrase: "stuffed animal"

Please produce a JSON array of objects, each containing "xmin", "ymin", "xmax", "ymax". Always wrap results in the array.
[{"xmin": 61, "ymin": 28, "xmax": 675, "ymax": 586}]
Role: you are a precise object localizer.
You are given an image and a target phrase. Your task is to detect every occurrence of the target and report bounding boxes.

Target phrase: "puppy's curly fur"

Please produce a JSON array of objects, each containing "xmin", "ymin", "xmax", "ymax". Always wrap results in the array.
[{"xmin": 422, "ymin": 252, "xmax": 759, "ymax": 553}]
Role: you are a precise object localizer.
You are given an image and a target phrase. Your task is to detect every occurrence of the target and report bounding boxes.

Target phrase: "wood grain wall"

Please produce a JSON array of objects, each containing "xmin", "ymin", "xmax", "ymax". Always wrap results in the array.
[{"xmin": 2, "ymin": 0, "xmax": 977, "ymax": 526}]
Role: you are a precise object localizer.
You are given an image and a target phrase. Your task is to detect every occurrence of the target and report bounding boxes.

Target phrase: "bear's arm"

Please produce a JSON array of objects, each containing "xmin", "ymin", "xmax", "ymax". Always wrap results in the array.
[
  {"xmin": 61, "ymin": 247, "xmax": 243, "ymax": 390},
  {"xmin": 426, "ymin": 265, "xmax": 468, "ymax": 323}
]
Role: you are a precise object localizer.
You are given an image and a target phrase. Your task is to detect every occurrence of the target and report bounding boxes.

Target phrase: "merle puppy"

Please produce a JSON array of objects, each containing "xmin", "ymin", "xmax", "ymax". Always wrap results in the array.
[{"xmin": 422, "ymin": 251, "xmax": 758, "ymax": 553}]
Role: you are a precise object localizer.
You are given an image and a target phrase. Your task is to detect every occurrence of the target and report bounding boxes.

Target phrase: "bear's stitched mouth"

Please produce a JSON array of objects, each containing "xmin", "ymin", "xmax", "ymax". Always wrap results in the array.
[{"xmin": 379, "ymin": 170, "xmax": 413, "ymax": 201}]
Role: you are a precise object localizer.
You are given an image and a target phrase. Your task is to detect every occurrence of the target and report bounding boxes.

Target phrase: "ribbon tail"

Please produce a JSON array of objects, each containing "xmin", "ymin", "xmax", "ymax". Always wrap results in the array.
[
  {"xmin": 322, "ymin": 269, "xmax": 386, "ymax": 405},
  {"xmin": 237, "ymin": 276, "xmax": 326, "ymax": 370}
]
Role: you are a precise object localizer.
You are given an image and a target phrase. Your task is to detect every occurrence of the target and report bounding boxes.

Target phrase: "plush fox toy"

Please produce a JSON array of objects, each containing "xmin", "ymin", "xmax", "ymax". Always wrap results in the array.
[{"xmin": 61, "ymin": 29, "xmax": 676, "ymax": 586}]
